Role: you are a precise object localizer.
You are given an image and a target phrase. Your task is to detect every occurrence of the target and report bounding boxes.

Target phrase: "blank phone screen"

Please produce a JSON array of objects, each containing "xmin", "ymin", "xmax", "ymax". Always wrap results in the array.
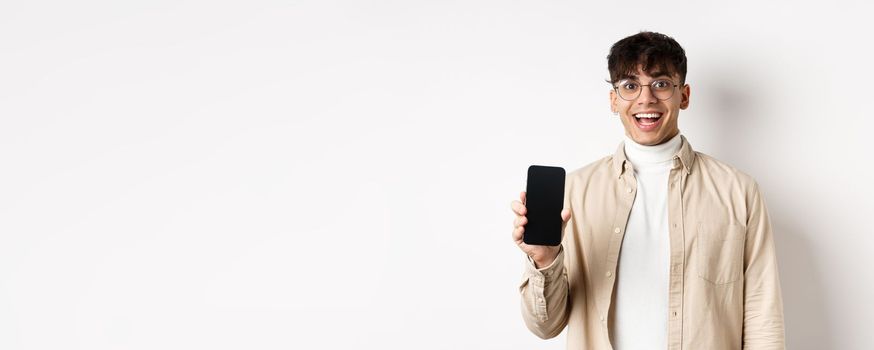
[{"xmin": 524, "ymin": 165, "xmax": 566, "ymax": 246}]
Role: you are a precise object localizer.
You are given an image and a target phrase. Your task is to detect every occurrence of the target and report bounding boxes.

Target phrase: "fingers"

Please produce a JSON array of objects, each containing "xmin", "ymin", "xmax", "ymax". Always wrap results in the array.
[
  {"xmin": 512, "ymin": 192, "xmax": 529, "ymax": 245},
  {"xmin": 512, "ymin": 194, "xmax": 527, "ymax": 244},
  {"xmin": 510, "ymin": 200, "xmax": 527, "ymax": 216},
  {"xmin": 514, "ymin": 215, "xmax": 528, "ymax": 228},
  {"xmin": 512, "ymin": 225, "xmax": 525, "ymax": 241},
  {"xmin": 561, "ymin": 208, "xmax": 571, "ymax": 222}
]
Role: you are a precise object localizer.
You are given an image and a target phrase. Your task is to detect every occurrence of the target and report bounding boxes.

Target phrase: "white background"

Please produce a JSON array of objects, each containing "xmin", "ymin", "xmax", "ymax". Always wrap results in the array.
[{"xmin": 1, "ymin": 1, "xmax": 873, "ymax": 349}]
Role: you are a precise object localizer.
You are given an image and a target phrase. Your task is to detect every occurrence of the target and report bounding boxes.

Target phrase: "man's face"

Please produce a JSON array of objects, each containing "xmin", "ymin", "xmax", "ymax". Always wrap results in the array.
[{"xmin": 609, "ymin": 66, "xmax": 690, "ymax": 146}]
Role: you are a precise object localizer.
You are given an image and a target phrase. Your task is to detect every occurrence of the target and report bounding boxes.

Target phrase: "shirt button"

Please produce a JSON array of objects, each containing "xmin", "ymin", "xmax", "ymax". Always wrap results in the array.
[
  {"xmin": 614, "ymin": 227, "xmax": 621, "ymax": 233},
  {"xmin": 626, "ymin": 188, "xmax": 633, "ymax": 193},
  {"xmin": 600, "ymin": 315, "xmax": 605, "ymax": 321},
  {"xmin": 538, "ymin": 297, "xmax": 544, "ymax": 303},
  {"xmin": 672, "ymin": 223, "xmax": 678, "ymax": 228},
  {"xmin": 606, "ymin": 271, "xmax": 613, "ymax": 277}
]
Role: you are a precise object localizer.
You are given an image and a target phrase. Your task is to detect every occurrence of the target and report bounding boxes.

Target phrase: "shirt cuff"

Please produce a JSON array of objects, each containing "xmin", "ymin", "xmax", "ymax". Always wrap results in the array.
[{"xmin": 524, "ymin": 245, "xmax": 565, "ymax": 285}]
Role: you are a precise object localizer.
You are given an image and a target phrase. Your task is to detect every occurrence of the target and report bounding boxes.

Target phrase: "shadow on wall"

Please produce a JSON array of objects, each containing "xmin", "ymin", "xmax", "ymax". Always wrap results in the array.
[
  {"xmin": 772, "ymin": 219, "xmax": 831, "ymax": 349},
  {"xmin": 701, "ymin": 58, "xmax": 831, "ymax": 349}
]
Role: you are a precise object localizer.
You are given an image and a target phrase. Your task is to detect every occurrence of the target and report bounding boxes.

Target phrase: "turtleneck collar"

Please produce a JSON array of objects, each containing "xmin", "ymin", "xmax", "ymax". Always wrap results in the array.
[{"xmin": 623, "ymin": 133, "xmax": 682, "ymax": 167}]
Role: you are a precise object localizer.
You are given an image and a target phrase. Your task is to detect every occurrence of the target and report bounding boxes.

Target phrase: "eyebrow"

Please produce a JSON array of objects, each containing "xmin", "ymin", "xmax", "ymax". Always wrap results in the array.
[{"xmin": 622, "ymin": 71, "xmax": 671, "ymax": 81}]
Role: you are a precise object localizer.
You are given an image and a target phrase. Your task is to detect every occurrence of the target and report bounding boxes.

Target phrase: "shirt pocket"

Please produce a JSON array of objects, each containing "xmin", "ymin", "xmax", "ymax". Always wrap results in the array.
[{"xmin": 696, "ymin": 222, "xmax": 746, "ymax": 284}]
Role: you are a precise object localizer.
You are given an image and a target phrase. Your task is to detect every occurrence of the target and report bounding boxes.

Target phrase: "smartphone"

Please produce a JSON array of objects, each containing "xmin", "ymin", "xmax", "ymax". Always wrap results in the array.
[{"xmin": 523, "ymin": 165, "xmax": 566, "ymax": 246}]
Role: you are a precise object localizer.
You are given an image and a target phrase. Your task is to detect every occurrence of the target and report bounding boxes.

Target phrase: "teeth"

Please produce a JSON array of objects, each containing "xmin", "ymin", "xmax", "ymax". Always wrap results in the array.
[{"xmin": 634, "ymin": 113, "xmax": 662, "ymax": 119}]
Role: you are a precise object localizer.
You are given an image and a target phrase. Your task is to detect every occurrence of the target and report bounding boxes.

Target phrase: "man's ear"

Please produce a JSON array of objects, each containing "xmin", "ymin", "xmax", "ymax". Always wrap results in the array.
[
  {"xmin": 609, "ymin": 89, "xmax": 618, "ymax": 113},
  {"xmin": 680, "ymin": 84, "xmax": 691, "ymax": 110}
]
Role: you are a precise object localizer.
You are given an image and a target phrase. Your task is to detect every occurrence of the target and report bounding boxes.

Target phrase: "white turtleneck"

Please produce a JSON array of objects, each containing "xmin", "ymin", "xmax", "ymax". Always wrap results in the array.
[{"xmin": 611, "ymin": 133, "xmax": 682, "ymax": 350}]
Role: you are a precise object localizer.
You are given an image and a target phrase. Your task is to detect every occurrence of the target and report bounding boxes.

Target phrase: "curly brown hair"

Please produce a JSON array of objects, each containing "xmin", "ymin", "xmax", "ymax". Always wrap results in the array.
[{"xmin": 606, "ymin": 31, "xmax": 687, "ymax": 86}]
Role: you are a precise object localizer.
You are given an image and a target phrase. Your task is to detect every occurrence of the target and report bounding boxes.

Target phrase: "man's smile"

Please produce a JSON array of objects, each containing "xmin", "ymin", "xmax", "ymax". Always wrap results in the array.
[{"xmin": 632, "ymin": 112, "xmax": 664, "ymax": 131}]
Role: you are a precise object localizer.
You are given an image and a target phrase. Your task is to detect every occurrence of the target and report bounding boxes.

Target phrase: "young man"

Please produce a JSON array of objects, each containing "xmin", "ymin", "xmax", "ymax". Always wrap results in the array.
[{"xmin": 511, "ymin": 32, "xmax": 785, "ymax": 349}]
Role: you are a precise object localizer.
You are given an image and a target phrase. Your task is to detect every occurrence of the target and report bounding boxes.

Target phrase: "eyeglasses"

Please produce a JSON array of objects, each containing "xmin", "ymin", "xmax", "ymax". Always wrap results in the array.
[{"xmin": 613, "ymin": 79, "xmax": 679, "ymax": 101}]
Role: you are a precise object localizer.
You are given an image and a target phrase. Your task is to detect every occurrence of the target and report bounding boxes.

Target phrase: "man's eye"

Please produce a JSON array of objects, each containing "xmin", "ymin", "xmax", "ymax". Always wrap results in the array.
[
  {"xmin": 623, "ymin": 83, "xmax": 638, "ymax": 90},
  {"xmin": 653, "ymin": 80, "xmax": 670, "ymax": 88}
]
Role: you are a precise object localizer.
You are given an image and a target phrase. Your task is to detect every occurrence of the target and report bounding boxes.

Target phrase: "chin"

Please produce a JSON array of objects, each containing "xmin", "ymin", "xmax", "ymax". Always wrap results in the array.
[{"xmin": 632, "ymin": 133, "xmax": 662, "ymax": 145}]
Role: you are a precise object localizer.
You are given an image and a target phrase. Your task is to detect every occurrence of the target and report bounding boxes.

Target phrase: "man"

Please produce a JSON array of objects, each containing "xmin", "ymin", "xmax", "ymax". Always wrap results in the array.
[{"xmin": 510, "ymin": 31, "xmax": 785, "ymax": 349}]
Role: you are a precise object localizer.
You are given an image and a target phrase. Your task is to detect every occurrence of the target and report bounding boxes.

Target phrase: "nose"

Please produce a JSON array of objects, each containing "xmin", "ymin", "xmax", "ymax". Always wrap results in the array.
[{"xmin": 636, "ymin": 85, "xmax": 658, "ymax": 105}]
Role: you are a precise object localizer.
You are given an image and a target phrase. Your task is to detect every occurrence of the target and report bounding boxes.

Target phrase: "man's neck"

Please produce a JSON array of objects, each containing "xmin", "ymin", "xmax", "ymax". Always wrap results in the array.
[{"xmin": 623, "ymin": 133, "xmax": 682, "ymax": 166}]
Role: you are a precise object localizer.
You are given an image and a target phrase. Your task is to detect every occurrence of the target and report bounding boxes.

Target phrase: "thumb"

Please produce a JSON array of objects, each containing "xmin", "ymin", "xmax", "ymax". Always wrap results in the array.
[{"xmin": 561, "ymin": 208, "xmax": 571, "ymax": 222}]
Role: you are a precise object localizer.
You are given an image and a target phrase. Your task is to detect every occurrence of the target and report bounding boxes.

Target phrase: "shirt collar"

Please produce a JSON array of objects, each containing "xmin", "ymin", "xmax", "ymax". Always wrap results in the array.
[{"xmin": 612, "ymin": 134, "xmax": 696, "ymax": 178}]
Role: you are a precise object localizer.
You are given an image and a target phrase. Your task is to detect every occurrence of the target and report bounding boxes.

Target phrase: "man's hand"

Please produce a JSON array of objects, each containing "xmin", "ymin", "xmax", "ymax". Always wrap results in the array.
[{"xmin": 511, "ymin": 191, "xmax": 571, "ymax": 268}]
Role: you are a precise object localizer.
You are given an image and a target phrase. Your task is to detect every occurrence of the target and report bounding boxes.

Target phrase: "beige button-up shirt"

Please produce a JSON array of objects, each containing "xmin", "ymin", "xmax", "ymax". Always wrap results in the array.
[{"xmin": 519, "ymin": 135, "xmax": 785, "ymax": 349}]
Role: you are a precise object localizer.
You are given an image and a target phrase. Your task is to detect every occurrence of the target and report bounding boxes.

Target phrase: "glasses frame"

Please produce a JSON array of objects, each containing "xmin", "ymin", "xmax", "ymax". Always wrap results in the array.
[{"xmin": 612, "ymin": 79, "xmax": 679, "ymax": 101}]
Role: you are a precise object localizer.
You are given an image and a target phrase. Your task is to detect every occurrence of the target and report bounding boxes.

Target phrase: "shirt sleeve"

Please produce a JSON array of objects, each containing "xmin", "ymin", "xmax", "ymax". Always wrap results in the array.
[
  {"xmin": 742, "ymin": 181, "xmax": 786, "ymax": 349},
  {"xmin": 519, "ymin": 245, "xmax": 570, "ymax": 339}
]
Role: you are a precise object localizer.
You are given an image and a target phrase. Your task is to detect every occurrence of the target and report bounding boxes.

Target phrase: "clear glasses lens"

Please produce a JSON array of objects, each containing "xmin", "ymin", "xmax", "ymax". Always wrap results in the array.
[{"xmin": 617, "ymin": 79, "xmax": 675, "ymax": 101}]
